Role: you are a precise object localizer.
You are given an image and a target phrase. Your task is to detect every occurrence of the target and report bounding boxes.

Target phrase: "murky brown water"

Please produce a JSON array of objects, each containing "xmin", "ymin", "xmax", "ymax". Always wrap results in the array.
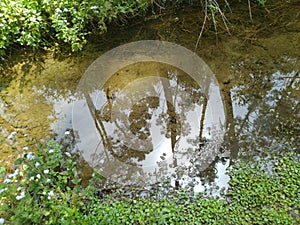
[{"xmin": 0, "ymin": 0, "xmax": 299, "ymax": 192}]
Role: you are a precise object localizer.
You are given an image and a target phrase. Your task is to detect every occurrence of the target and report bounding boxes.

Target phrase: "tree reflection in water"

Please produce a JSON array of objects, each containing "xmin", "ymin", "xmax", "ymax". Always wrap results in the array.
[
  {"xmin": 72, "ymin": 41, "xmax": 227, "ymax": 186},
  {"xmin": 74, "ymin": 62, "xmax": 227, "ymax": 185}
]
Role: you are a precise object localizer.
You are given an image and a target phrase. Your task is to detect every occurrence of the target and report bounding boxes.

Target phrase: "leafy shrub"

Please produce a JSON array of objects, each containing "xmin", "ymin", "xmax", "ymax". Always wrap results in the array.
[
  {"xmin": 0, "ymin": 141, "xmax": 84, "ymax": 224},
  {"xmin": 0, "ymin": 0, "xmax": 271, "ymax": 55},
  {"xmin": 0, "ymin": 0, "xmax": 149, "ymax": 55}
]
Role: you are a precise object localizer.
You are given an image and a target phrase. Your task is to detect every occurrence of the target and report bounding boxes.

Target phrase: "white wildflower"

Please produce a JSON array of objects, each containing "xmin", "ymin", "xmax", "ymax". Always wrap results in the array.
[
  {"xmin": 29, "ymin": 176, "xmax": 35, "ymax": 181},
  {"xmin": 3, "ymin": 179, "xmax": 11, "ymax": 183},
  {"xmin": 55, "ymin": 8, "xmax": 62, "ymax": 14},
  {"xmin": 65, "ymin": 152, "xmax": 71, "ymax": 157},
  {"xmin": 46, "ymin": 179, "xmax": 51, "ymax": 183},
  {"xmin": 27, "ymin": 152, "xmax": 36, "ymax": 160},
  {"xmin": 7, "ymin": 169, "xmax": 19, "ymax": 178},
  {"xmin": 36, "ymin": 174, "xmax": 41, "ymax": 179},
  {"xmin": 0, "ymin": 188, "xmax": 8, "ymax": 194},
  {"xmin": 43, "ymin": 169, "xmax": 49, "ymax": 174},
  {"xmin": 35, "ymin": 162, "xmax": 40, "ymax": 167},
  {"xmin": 7, "ymin": 131, "xmax": 17, "ymax": 139},
  {"xmin": 0, "ymin": 218, "xmax": 4, "ymax": 224},
  {"xmin": 16, "ymin": 191, "xmax": 25, "ymax": 200},
  {"xmin": 22, "ymin": 146, "xmax": 29, "ymax": 151},
  {"xmin": 90, "ymin": 6, "xmax": 98, "ymax": 10},
  {"xmin": 49, "ymin": 149, "xmax": 54, "ymax": 153},
  {"xmin": 42, "ymin": 191, "xmax": 46, "ymax": 195},
  {"xmin": 47, "ymin": 190, "xmax": 54, "ymax": 200}
]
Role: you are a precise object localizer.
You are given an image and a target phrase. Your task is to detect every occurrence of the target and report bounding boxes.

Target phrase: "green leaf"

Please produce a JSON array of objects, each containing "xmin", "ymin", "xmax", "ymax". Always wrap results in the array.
[{"xmin": 0, "ymin": 166, "xmax": 6, "ymax": 178}]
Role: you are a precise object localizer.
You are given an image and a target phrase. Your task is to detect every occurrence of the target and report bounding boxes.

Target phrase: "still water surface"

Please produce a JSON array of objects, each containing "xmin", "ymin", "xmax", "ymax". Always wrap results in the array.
[{"xmin": 0, "ymin": 1, "xmax": 299, "ymax": 194}]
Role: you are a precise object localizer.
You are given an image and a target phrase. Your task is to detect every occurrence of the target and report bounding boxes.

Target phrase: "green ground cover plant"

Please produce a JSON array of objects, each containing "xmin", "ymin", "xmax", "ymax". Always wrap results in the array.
[{"xmin": 0, "ymin": 140, "xmax": 298, "ymax": 224}]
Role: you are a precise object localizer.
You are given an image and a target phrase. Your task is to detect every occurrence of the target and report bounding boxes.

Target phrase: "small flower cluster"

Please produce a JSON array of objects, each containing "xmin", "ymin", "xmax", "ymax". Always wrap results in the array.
[
  {"xmin": 3, "ymin": 169, "xmax": 19, "ymax": 183},
  {"xmin": 0, "ymin": 140, "xmax": 81, "ymax": 224},
  {"xmin": 16, "ymin": 191, "xmax": 25, "ymax": 200},
  {"xmin": 42, "ymin": 190, "xmax": 55, "ymax": 200}
]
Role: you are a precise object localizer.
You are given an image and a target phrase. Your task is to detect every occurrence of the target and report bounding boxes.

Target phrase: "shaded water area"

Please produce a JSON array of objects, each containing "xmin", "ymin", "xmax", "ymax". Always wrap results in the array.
[{"xmin": 0, "ymin": 1, "xmax": 299, "ymax": 195}]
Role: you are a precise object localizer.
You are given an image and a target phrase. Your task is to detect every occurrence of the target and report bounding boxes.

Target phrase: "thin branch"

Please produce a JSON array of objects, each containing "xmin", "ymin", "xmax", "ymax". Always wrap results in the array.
[
  {"xmin": 199, "ymin": 96, "xmax": 208, "ymax": 139},
  {"xmin": 213, "ymin": 0, "xmax": 231, "ymax": 34},
  {"xmin": 153, "ymin": 0, "xmax": 165, "ymax": 10},
  {"xmin": 195, "ymin": 0, "xmax": 208, "ymax": 51},
  {"xmin": 195, "ymin": 0, "xmax": 231, "ymax": 51},
  {"xmin": 248, "ymin": 0, "xmax": 253, "ymax": 22}
]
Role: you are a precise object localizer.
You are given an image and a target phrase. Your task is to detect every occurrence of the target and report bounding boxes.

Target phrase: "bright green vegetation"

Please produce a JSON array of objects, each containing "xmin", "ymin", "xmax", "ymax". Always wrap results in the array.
[
  {"xmin": 0, "ymin": 141, "xmax": 299, "ymax": 224},
  {"xmin": 0, "ymin": 0, "xmax": 149, "ymax": 55},
  {"xmin": 0, "ymin": 0, "xmax": 269, "ymax": 56}
]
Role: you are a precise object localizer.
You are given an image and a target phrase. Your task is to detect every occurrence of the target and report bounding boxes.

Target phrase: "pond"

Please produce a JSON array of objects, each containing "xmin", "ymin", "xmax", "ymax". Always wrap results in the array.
[{"xmin": 0, "ymin": 1, "xmax": 299, "ymax": 195}]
